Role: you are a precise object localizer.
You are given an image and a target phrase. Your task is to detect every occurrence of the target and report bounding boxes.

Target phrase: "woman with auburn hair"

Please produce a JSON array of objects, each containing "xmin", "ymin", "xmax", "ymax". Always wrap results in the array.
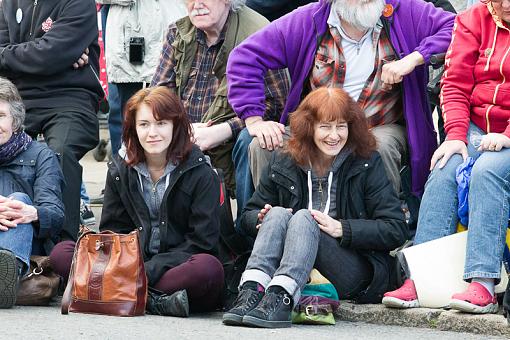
[
  {"xmin": 223, "ymin": 87, "xmax": 407, "ymax": 328},
  {"xmin": 50, "ymin": 86, "xmax": 224, "ymax": 317}
]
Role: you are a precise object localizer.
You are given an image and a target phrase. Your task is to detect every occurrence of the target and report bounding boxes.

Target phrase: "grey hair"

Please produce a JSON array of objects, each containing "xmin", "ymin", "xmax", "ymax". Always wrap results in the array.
[
  {"xmin": 0, "ymin": 77, "xmax": 25, "ymax": 132},
  {"xmin": 181, "ymin": 0, "xmax": 246, "ymax": 12}
]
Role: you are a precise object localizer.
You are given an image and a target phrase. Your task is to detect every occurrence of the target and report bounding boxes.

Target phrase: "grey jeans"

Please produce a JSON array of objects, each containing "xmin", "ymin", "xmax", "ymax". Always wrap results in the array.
[{"xmin": 240, "ymin": 207, "xmax": 373, "ymax": 303}]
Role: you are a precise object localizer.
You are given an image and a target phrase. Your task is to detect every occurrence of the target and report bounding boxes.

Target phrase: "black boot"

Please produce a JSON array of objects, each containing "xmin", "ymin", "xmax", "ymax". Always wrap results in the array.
[
  {"xmin": 242, "ymin": 286, "xmax": 293, "ymax": 328},
  {"xmin": 146, "ymin": 288, "xmax": 189, "ymax": 317},
  {"xmin": 0, "ymin": 249, "xmax": 20, "ymax": 309},
  {"xmin": 223, "ymin": 282, "xmax": 264, "ymax": 326}
]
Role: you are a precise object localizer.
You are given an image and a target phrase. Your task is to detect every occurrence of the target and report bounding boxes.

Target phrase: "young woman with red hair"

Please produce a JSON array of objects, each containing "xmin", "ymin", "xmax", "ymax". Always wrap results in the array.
[
  {"xmin": 50, "ymin": 86, "xmax": 224, "ymax": 317},
  {"xmin": 223, "ymin": 87, "xmax": 408, "ymax": 328}
]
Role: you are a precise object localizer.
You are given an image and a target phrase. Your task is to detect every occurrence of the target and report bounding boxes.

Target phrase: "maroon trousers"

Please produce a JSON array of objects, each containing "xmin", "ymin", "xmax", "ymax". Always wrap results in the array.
[{"xmin": 50, "ymin": 241, "xmax": 224, "ymax": 312}]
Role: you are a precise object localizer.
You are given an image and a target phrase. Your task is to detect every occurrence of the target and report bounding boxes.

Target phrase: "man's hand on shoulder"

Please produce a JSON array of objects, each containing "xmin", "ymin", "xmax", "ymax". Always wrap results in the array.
[{"xmin": 245, "ymin": 116, "xmax": 285, "ymax": 151}]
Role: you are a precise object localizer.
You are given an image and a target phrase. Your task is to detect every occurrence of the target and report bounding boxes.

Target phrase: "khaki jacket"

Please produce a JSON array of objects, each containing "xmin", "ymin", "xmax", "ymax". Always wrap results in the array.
[{"xmin": 171, "ymin": 7, "xmax": 269, "ymax": 195}]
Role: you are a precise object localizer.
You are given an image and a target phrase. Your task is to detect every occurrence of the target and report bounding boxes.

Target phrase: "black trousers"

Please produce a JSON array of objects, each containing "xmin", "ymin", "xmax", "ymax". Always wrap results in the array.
[{"xmin": 25, "ymin": 106, "xmax": 99, "ymax": 241}]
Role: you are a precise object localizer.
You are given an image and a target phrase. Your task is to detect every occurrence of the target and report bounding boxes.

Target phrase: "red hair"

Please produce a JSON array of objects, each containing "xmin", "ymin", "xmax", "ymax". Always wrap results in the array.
[
  {"xmin": 286, "ymin": 87, "xmax": 377, "ymax": 169},
  {"xmin": 123, "ymin": 86, "xmax": 192, "ymax": 166}
]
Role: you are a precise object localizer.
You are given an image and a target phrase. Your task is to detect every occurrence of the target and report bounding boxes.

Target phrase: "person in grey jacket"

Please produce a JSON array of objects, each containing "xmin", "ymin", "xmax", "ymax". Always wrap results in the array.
[
  {"xmin": 0, "ymin": 77, "xmax": 64, "ymax": 309},
  {"xmin": 97, "ymin": 0, "xmax": 186, "ymax": 156}
]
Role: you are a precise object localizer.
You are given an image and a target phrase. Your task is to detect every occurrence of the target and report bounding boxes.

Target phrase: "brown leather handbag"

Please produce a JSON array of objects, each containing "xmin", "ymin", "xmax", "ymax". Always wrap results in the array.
[
  {"xmin": 16, "ymin": 256, "xmax": 60, "ymax": 306},
  {"xmin": 61, "ymin": 227, "xmax": 147, "ymax": 316}
]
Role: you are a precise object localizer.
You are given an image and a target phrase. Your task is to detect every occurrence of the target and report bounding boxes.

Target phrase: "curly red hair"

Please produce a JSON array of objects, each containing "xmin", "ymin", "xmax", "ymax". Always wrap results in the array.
[
  {"xmin": 286, "ymin": 87, "xmax": 377, "ymax": 170},
  {"xmin": 123, "ymin": 86, "xmax": 192, "ymax": 166}
]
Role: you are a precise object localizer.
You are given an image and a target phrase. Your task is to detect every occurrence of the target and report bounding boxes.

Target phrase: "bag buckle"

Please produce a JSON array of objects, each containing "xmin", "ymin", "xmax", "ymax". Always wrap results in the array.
[
  {"xmin": 26, "ymin": 267, "xmax": 43, "ymax": 278},
  {"xmin": 305, "ymin": 305, "xmax": 315, "ymax": 316}
]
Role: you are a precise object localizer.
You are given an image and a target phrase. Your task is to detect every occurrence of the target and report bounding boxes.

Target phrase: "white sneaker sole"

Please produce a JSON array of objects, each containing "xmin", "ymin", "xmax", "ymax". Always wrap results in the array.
[
  {"xmin": 382, "ymin": 296, "xmax": 419, "ymax": 309},
  {"xmin": 449, "ymin": 299, "xmax": 499, "ymax": 314}
]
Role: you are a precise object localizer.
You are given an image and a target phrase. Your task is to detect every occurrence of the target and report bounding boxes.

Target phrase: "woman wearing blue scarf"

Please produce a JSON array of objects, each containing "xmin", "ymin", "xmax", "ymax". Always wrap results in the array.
[{"xmin": 0, "ymin": 77, "xmax": 64, "ymax": 309}]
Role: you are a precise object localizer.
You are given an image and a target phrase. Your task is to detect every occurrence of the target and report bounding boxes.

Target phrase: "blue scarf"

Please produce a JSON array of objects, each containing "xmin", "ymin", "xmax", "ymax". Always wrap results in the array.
[{"xmin": 0, "ymin": 131, "xmax": 32, "ymax": 165}]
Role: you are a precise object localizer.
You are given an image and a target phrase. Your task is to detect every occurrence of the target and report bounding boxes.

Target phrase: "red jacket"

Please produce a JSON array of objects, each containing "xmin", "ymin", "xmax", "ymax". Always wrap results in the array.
[{"xmin": 441, "ymin": 2, "xmax": 510, "ymax": 143}]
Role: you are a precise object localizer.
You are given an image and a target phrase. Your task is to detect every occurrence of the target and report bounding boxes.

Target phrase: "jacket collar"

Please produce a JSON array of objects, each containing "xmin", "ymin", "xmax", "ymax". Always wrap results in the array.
[{"xmin": 270, "ymin": 150, "xmax": 373, "ymax": 184}]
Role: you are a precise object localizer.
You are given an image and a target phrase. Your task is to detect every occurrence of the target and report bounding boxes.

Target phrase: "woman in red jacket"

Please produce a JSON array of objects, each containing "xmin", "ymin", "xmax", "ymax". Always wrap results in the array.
[{"xmin": 383, "ymin": 0, "xmax": 510, "ymax": 314}]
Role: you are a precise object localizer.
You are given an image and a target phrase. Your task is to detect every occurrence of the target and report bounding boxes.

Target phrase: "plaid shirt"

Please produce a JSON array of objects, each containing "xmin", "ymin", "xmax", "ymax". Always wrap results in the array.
[
  {"xmin": 310, "ymin": 21, "xmax": 402, "ymax": 128},
  {"xmin": 151, "ymin": 22, "xmax": 288, "ymax": 137}
]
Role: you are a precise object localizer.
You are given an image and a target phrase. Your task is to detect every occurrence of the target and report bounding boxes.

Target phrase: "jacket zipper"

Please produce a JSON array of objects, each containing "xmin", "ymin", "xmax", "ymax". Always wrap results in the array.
[
  {"xmin": 29, "ymin": 0, "xmax": 38, "ymax": 38},
  {"xmin": 486, "ymin": 25, "xmax": 510, "ymax": 133}
]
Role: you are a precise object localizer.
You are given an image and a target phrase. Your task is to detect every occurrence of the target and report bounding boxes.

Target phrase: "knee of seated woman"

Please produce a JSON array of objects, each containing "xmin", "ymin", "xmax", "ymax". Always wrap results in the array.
[
  {"xmin": 265, "ymin": 206, "xmax": 293, "ymax": 219},
  {"xmin": 289, "ymin": 209, "xmax": 316, "ymax": 227},
  {"xmin": 8, "ymin": 192, "xmax": 31, "ymax": 204},
  {"xmin": 471, "ymin": 152, "xmax": 510, "ymax": 181}
]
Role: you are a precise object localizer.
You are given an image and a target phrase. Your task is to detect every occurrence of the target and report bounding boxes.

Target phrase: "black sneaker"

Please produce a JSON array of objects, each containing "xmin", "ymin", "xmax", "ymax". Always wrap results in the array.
[
  {"xmin": 242, "ymin": 287, "xmax": 293, "ymax": 328},
  {"xmin": 223, "ymin": 286, "xmax": 264, "ymax": 326},
  {"xmin": 80, "ymin": 201, "xmax": 96, "ymax": 226},
  {"xmin": 146, "ymin": 288, "xmax": 189, "ymax": 317},
  {"xmin": 0, "ymin": 250, "xmax": 19, "ymax": 308}
]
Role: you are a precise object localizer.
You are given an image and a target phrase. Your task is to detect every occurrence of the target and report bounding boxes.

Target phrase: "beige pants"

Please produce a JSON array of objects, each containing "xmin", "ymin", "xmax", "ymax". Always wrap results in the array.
[{"xmin": 248, "ymin": 123, "xmax": 407, "ymax": 193}]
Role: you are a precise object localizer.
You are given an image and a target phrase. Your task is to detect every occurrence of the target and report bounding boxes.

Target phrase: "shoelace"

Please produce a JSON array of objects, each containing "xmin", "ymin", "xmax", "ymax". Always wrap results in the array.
[
  {"xmin": 257, "ymin": 292, "xmax": 291, "ymax": 316},
  {"xmin": 234, "ymin": 289, "xmax": 260, "ymax": 310}
]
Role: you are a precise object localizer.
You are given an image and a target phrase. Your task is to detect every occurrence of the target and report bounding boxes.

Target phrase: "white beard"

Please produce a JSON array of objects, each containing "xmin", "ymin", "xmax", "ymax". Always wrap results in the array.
[{"xmin": 333, "ymin": 0, "xmax": 386, "ymax": 31}]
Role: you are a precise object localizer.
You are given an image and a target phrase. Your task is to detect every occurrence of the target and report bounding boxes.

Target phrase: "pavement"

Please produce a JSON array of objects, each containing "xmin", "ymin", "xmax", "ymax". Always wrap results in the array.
[{"xmin": 1, "ymin": 302, "xmax": 505, "ymax": 340}]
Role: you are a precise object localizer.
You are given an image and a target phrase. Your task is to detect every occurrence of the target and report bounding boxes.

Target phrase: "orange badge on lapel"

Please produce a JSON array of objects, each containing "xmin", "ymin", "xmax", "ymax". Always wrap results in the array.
[{"xmin": 383, "ymin": 4, "xmax": 394, "ymax": 18}]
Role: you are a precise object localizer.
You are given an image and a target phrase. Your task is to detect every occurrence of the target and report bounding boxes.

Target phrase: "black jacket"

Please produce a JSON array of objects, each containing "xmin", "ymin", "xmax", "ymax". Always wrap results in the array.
[
  {"xmin": 100, "ymin": 146, "xmax": 221, "ymax": 286},
  {"xmin": 0, "ymin": 0, "xmax": 103, "ymax": 111},
  {"xmin": 240, "ymin": 151, "xmax": 408, "ymax": 303}
]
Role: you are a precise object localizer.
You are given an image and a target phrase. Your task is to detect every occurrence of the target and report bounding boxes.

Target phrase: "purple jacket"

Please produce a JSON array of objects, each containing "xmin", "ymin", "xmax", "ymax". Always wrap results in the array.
[{"xmin": 226, "ymin": 0, "xmax": 455, "ymax": 195}]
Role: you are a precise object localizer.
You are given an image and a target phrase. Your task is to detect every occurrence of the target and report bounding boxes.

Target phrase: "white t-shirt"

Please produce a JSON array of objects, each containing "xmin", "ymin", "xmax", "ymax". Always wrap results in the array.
[{"xmin": 327, "ymin": 10, "xmax": 377, "ymax": 102}]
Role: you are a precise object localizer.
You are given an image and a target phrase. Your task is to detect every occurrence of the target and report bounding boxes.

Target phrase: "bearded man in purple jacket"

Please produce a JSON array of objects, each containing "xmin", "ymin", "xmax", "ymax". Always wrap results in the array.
[{"xmin": 227, "ymin": 0, "xmax": 455, "ymax": 214}]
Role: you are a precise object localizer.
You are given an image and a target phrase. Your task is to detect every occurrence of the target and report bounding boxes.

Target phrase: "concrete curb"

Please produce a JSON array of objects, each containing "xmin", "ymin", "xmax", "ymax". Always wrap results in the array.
[{"xmin": 336, "ymin": 303, "xmax": 510, "ymax": 337}]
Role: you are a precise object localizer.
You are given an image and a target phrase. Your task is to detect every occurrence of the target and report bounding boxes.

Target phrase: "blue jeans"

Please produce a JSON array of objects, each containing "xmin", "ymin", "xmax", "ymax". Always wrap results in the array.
[
  {"xmin": 415, "ymin": 123, "xmax": 510, "ymax": 281},
  {"xmin": 108, "ymin": 83, "xmax": 142, "ymax": 156},
  {"xmin": 232, "ymin": 128, "xmax": 255, "ymax": 225},
  {"xmin": 0, "ymin": 193, "xmax": 34, "ymax": 273},
  {"xmin": 80, "ymin": 182, "xmax": 89, "ymax": 205}
]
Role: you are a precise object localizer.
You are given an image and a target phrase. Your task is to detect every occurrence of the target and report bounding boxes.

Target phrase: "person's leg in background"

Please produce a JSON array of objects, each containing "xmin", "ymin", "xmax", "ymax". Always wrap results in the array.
[
  {"xmin": 79, "ymin": 183, "xmax": 96, "ymax": 226},
  {"xmin": 107, "ymin": 84, "xmax": 121, "ymax": 156},
  {"xmin": 37, "ymin": 107, "xmax": 99, "ymax": 241},
  {"xmin": 0, "ymin": 192, "xmax": 35, "ymax": 308},
  {"xmin": 371, "ymin": 124, "xmax": 407, "ymax": 194},
  {"xmin": 232, "ymin": 128, "xmax": 255, "ymax": 226},
  {"xmin": 109, "ymin": 82, "xmax": 143, "ymax": 156}
]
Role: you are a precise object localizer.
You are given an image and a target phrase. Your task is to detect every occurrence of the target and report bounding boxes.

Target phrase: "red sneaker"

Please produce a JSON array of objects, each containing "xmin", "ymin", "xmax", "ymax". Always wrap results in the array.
[
  {"xmin": 449, "ymin": 282, "xmax": 498, "ymax": 314},
  {"xmin": 382, "ymin": 279, "xmax": 419, "ymax": 308}
]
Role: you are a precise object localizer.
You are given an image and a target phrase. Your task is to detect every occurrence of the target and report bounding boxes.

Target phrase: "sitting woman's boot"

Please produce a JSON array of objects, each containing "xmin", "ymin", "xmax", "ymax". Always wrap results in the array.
[
  {"xmin": 382, "ymin": 279, "xmax": 419, "ymax": 308},
  {"xmin": 223, "ymin": 281, "xmax": 265, "ymax": 326},
  {"xmin": 242, "ymin": 286, "xmax": 293, "ymax": 328},
  {"xmin": 146, "ymin": 288, "xmax": 189, "ymax": 317}
]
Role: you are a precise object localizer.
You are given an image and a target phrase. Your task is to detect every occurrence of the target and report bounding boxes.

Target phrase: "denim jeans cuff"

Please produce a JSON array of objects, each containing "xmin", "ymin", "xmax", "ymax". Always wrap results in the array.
[
  {"xmin": 269, "ymin": 275, "xmax": 300, "ymax": 305},
  {"xmin": 240, "ymin": 269, "xmax": 271, "ymax": 290},
  {"xmin": 463, "ymin": 271, "xmax": 501, "ymax": 282}
]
